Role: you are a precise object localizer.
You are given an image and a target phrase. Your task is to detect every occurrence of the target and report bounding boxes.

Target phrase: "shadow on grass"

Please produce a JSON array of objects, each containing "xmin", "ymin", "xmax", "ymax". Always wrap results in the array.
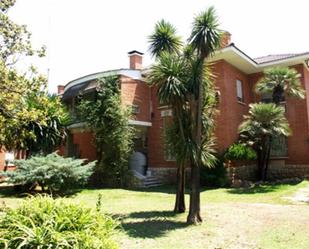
[
  {"xmin": 227, "ymin": 182, "xmax": 299, "ymax": 195},
  {"xmin": 0, "ymin": 185, "xmax": 25, "ymax": 198},
  {"xmin": 116, "ymin": 210, "xmax": 188, "ymax": 238},
  {"xmin": 128, "ymin": 210, "xmax": 177, "ymax": 219},
  {"xmin": 122, "ymin": 219, "xmax": 188, "ymax": 238}
]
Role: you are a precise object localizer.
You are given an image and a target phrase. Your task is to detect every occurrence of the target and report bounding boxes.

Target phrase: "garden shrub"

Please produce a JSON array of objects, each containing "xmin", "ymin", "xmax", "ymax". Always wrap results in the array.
[
  {"xmin": 200, "ymin": 155, "xmax": 228, "ymax": 187},
  {"xmin": 5, "ymin": 152, "xmax": 95, "ymax": 193},
  {"xmin": 0, "ymin": 195, "xmax": 118, "ymax": 249},
  {"xmin": 224, "ymin": 143, "xmax": 257, "ymax": 161}
]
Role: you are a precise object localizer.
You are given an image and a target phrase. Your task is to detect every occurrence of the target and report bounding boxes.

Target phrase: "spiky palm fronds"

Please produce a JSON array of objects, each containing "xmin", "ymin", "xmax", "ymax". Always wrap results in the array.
[
  {"xmin": 147, "ymin": 52, "xmax": 189, "ymax": 105},
  {"xmin": 188, "ymin": 6, "xmax": 222, "ymax": 59},
  {"xmin": 256, "ymin": 67, "xmax": 305, "ymax": 104},
  {"xmin": 148, "ymin": 19, "xmax": 183, "ymax": 58},
  {"xmin": 239, "ymin": 103, "xmax": 291, "ymax": 149}
]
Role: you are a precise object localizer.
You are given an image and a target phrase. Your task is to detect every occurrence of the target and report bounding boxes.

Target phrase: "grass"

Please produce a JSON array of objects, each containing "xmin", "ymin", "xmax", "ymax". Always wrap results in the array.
[{"xmin": 1, "ymin": 181, "xmax": 309, "ymax": 249}]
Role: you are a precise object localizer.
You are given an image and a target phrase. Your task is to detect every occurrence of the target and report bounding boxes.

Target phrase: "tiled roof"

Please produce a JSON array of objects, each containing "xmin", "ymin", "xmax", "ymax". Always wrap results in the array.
[{"xmin": 254, "ymin": 53, "xmax": 309, "ymax": 64}]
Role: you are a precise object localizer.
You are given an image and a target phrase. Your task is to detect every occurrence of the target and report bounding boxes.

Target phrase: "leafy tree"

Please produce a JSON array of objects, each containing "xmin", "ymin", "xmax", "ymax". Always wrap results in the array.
[
  {"xmin": 24, "ymin": 94, "xmax": 69, "ymax": 156},
  {"xmin": 78, "ymin": 76, "xmax": 134, "ymax": 187},
  {"xmin": 239, "ymin": 103, "xmax": 291, "ymax": 181},
  {"xmin": 148, "ymin": 7, "xmax": 222, "ymax": 223},
  {"xmin": 0, "ymin": 0, "xmax": 45, "ymax": 66},
  {"xmin": 5, "ymin": 152, "xmax": 95, "ymax": 193},
  {"xmin": 0, "ymin": 0, "xmax": 67, "ymax": 155}
]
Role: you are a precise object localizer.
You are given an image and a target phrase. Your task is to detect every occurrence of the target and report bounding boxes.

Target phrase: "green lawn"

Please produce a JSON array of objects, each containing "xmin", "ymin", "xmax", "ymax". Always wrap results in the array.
[{"xmin": 1, "ymin": 181, "xmax": 309, "ymax": 249}]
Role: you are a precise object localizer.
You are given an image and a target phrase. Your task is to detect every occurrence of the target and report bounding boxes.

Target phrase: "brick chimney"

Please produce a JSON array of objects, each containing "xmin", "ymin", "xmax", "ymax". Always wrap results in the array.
[
  {"xmin": 128, "ymin": 50, "xmax": 143, "ymax": 70},
  {"xmin": 57, "ymin": 85, "xmax": 65, "ymax": 95},
  {"xmin": 220, "ymin": 31, "xmax": 231, "ymax": 48}
]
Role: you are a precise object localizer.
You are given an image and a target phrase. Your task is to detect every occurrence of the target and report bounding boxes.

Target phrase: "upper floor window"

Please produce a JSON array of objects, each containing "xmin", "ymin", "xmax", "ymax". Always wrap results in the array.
[
  {"xmin": 131, "ymin": 104, "xmax": 140, "ymax": 114},
  {"xmin": 236, "ymin": 79, "xmax": 244, "ymax": 103}
]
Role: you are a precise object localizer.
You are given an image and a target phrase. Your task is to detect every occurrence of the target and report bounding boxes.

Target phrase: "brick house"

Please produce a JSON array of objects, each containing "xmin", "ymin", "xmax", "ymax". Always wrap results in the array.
[
  {"xmin": 55, "ymin": 34, "xmax": 309, "ymax": 181},
  {"xmin": 2, "ymin": 34, "xmax": 309, "ymax": 180}
]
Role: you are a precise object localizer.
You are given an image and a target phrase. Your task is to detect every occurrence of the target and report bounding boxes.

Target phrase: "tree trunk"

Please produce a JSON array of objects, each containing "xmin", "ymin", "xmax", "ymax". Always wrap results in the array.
[
  {"xmin": 174, "ymin": 163, "xmax": 186, "ymax": 213},
  {"xmin": 272, "ymin": 87, "xmax": 284, "ymax": 105},
  {"xmin": 187, "ymin": 59, "xmax": 204, "ymax": 224},
  {"xmin": 187, "ymin": 163, "xmax": 202, "ymax": 224},
  {"xmin": 263, "ymin": 136, "xmax": 272, "ymax": 181},
  {"xmin": 173, "ymin": 108, "xmax": 187, "ymax": 213}
]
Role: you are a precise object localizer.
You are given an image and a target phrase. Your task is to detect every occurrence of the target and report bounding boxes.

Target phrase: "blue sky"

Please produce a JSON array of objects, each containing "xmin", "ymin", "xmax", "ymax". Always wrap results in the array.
[{"xmin": 9, "ymin": 0, "xmax": 309, "ymax": 92}]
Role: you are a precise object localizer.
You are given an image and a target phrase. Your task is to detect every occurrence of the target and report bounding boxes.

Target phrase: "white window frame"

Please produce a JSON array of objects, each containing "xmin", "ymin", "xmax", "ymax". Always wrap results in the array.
[{"xmin": 236, "ymin": 79, "xmax": 244, "ymax": 103}]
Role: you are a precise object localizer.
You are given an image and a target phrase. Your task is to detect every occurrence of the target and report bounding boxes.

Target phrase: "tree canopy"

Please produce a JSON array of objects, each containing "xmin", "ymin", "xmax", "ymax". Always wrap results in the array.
[{"xmin": 0, "ymin": 0, "xmax": 67, "ymax": 154}]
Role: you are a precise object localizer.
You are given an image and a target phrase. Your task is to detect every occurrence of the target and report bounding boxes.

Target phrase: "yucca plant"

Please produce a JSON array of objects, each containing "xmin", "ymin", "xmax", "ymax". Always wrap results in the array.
[{"xmin": 0, "ymin": 195, "xmax": 118, "ymax": 249}]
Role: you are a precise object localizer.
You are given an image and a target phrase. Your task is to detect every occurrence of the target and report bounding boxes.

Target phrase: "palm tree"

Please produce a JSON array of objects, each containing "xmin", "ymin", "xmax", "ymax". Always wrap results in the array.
[
  {"xmin": 256, "ymin": 67, "xmax": 305, "ymax": 104},
  {"xmin": 148, "ymin": 21, "xmax": 187, "ymax": 213},
  {"xmin": 186, "ymin": 7, "xmax": 222, "ymax": 224},
  {"xmin": 239, "ymin": 103, "xmax": 291, "ymax": 181},
  {"xmin": 148, "ymin": 20, "xmax": 183, "ymax": 58},
  {"xmin": 148, "ymin": 7, "xmax": 222, "ymax": 223},
  {"xmin": 254, "ymin": 66, "xmax": 305, "ymax": 179}
]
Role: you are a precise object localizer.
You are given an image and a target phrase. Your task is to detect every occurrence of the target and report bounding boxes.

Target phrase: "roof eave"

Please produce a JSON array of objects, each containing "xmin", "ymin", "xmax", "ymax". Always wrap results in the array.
[{"xmin": 210, "ymin": 45, "xmax": 309, "ymax": 74}]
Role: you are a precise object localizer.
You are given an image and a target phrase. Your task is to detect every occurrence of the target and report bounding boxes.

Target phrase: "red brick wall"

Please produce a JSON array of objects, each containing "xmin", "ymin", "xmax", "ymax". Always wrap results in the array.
[
  {"xmin": 213, "ymin": 60, "xmax": 251, "ymax": 153},
  {"xmin": 0, "ymin": 150, "xmax": 5, "ymax": 170},
  {"xmin": 285, "ymin": 65, "xmax": 309, "ymax": 164},
  {"xmin": 120, "ymin": 75, "xmax": 151, "ymax": 122},
  {"xmin": 148, "ymin": 86, "xmax": 176, "ymax": 168},
  {"xmin": 71, "ymin": 131, "xmax": 97, "ymax": 162}
]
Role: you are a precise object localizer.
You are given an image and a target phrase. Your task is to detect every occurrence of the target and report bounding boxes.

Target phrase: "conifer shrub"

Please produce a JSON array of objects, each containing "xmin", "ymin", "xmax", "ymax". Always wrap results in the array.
[
  {"xmin": 0, "ymin": 195, "xmax": 118, "ymax": 249},
  {"xmin": 5, "ymin": 153, "xmax": 95, "ymax": 193}
]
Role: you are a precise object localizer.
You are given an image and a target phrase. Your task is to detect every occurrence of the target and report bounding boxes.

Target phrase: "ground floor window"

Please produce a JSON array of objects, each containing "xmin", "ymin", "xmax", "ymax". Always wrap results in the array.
[
  {"xmin": 270, "ymin": 135, "xmax": 288, "ymax": 158},
  {"xmin": 162, "ymin": 116, "xmax": 176, "ymax": 162}
]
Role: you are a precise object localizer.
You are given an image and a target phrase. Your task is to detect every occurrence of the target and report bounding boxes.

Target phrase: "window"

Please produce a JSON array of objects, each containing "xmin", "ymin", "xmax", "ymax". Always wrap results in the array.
[
  {"xmin": 162, "ymin": 117, "xmax": 176, "ymax": 161},
  {"xmin": 270, "ymin": 135, "xmax": 288, "ymax": 158},
  {"xmin": 236, "ymin": 79, "xmax": 244, "ymax": 103},
  {"xmin": 131, "ymin": 104, "xmax": 140, "ymax": 114},
  {"xmin": 5, "ymin": 151, "xmax": 15, "ymax": 166}
]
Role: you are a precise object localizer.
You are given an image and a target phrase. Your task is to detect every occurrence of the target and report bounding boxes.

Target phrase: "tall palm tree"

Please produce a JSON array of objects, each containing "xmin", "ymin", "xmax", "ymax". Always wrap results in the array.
[
  {"xmin": 148, "ymin": 7, "xmax": 222, "ymax": 223},
  {"xmin": 239, "ymin": 103, "xmax": 291, "ymax": 181},
  {"xmin": 186, "ymin": 7, "xmax": 222, "ymax": 224},
  {"xmin": 148, "ymin": 21, "xmax": 187, "ymax": 213}
]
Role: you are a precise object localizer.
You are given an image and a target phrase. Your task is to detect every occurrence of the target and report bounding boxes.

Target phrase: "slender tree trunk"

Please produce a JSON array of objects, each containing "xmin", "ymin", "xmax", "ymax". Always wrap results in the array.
[
  {"xmin": 174, "ymin": 163, "xmax": 186, "ymax": 213},
  {"xmin": 187, "ymin": 162, "xmax": 202, "ymax": 224},
  {"xmin": 173, "ymin": 107, "xmax": 187, "ymax": 213},
  {"xmin": 187, "ymin": 58, "xmax": 204, "ymax": 224},
  {"xmin": 256, "ymin": 148, "xmax": 262, "ymax": 180},
  {"xmin": 263, "ymin": 136, "xmax": 272, "ymax": 181}
]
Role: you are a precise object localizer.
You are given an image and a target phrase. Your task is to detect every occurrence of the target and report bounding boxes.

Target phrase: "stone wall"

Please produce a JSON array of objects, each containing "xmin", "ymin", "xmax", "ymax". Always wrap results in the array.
[
  {"xmin": 227, "ymin": 163, "xmax": 309, "ymax": 183},
  {"xmin": 267, "ymin": 164, "xmax": 309, "ymax": 180},
  {"xmin": 148, "ymin": 167, "xmax": 178, "ymax": 184}
]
